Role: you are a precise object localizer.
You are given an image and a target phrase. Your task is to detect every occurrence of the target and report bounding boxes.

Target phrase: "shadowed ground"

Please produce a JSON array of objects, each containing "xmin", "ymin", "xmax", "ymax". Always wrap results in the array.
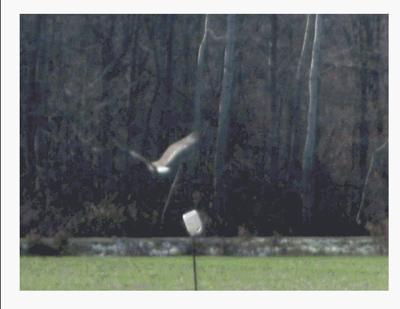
[{"xmin": 20, "ymin": 256, "xmax": 388, "ymax": 290}]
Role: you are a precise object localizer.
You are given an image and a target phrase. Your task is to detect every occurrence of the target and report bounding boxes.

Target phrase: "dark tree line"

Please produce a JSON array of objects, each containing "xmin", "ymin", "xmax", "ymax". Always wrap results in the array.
[{"xmin": 20, "ymin": 14, "xmax": 388, "ymax": 237}]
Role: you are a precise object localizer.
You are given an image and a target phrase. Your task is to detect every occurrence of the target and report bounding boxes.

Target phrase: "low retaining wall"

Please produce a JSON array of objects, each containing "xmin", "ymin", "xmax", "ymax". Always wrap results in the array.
[{"xmin": 20, "ymin": 236, "xmax": 387, "ymax": 256}]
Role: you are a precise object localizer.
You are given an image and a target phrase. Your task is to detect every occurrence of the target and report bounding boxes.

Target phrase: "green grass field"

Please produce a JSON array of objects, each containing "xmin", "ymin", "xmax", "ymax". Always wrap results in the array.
[{"xmin": 20, "ymin": 256, "xmax": 388, "ymax": 290}]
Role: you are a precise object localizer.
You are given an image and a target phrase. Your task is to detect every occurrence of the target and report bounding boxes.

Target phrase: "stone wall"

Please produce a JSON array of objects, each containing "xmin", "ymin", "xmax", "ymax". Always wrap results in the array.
[{"xmin": 20, "ymin": 236, "xmax": 387, "ymax": 256}]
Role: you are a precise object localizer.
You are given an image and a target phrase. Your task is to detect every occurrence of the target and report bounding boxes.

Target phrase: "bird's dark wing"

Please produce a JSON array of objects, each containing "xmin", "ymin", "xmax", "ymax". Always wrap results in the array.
[{"xmin": 153, "ymin": 132, "xmax": 199, "ymax": 168}]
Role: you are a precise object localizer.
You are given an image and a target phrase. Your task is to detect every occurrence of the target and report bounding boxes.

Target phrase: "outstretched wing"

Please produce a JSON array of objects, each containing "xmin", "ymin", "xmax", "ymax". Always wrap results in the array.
[
  {"xmin": 153, "ymin": 132, "xmax": 199, "ymax": 168},
  {"xmin": 128, "ymin": 149, "xmax": 156, "ymax": 173}
]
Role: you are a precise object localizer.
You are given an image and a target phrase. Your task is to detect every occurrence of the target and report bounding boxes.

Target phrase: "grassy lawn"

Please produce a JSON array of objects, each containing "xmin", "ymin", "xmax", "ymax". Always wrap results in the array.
[{"xmin": 20, "ymin": 256, "xmax": 388, "ymax": 290}]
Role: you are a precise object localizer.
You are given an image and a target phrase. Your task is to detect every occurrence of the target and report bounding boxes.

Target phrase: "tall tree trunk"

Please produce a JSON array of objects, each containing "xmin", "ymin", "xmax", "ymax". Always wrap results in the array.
[
  {"xmin": 269, "ymin": 15, "xmax": 280, "ymax": 181},
  {"xmin": 99, "ymin": 16, "xmax": 116, "ymax": 192},
  {"xmin": 287, "ymin": 15, "xmax": 313, "ymax": 185},
  {"xmin": 141, "ymin": 17, "xmax": 162, "ymax": 155},
  {"xmin": 213, "ymin": 15, "xmax": 237, "ymax": 227},
  {"xmin": 187, "ymin": 14, "xmax": 210, "ymax": 180},
  {"xmin": 259, "ymin": 20, "xmax": 269, "ymax": 181},
  {"xmin": 358, "ymin": 16, "xmax": 370, "ymax": 183},
  {"xmin": 126, "ymin": 16, "xmax": 140, "ymax": 147},
  {"xmin": 159, "ymin": 15, "xmax": 175, "ymax": 146},
  {"xmin": 302, "ymin": 15, "xmax": 322, "ymax": 225},
  {"xmin": 183, "ymin": 15, "xmax": 193, "ymax": 108},
  {"xmin": 372, "ymin": 15, "xmax": 383, "ymax": 136},
  {"xmin": 28, "ymin": 15, "xmax": 50, "ymax": 192},
  {"xmin": 25, "ymin": 16, "xmax": 43, "ymax": 189},
  {"xmin": 193, "ymin": 15, "xmax": 210, "ymax": 132}
]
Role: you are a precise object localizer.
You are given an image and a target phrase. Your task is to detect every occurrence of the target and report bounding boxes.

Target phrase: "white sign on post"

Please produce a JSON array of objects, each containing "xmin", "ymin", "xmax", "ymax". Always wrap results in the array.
[{"xmin": 182, "ymin": 210, "xmax": 203, "ymax": 237}]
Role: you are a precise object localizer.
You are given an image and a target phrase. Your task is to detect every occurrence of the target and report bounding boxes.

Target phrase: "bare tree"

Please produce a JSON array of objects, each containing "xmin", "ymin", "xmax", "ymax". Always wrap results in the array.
[
  {"xmin": 193, "ymin": 15, "xmax": 210, "ymax": 131},
  {"xmin": 213, "ymin": 15, "xmax": 237, "ymax": 223},
  {"xmin": 302, "ymin": 15, "xmax": 322, "ymax": 224},
  {"xmin": 357, "ymin": 16, "xmax": 370, "ymax": 183},
  {"xmin": 287, "ymin": 15, "xmax": 314, "ymax": 184},
  {"xmin": 356, "ymin": 141, "xmax": 388, "ymax": 224},
  {"xmin": 159, "ymin": 15, "xmax": 176, "ymax": 148},
  {"xmin": 269, "ymin": 15, "xmax": 280, "ymax": 181},
  {"xmin": 126, "ymin": 16, "xmax": 149, "ymax": 148},
  {"xmin": 371, "ymin": 15, "xmax": 383, "ymax": 136},
  {"xmin": 24, "ymin": 16, "xmax": 43, "ymax": 189}
]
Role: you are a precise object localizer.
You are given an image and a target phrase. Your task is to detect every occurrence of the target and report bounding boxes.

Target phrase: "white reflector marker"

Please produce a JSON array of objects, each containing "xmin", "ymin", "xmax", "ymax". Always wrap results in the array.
[{"xmin": 182, "ymin": 210, "xmax": 203, "ymax": 237}]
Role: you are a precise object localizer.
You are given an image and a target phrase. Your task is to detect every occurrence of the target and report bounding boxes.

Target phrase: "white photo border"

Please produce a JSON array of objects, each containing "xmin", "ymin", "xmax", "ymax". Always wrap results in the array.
[{"xmin": 2, "ymin": 0, "xmax": 398, "ymax": 308}]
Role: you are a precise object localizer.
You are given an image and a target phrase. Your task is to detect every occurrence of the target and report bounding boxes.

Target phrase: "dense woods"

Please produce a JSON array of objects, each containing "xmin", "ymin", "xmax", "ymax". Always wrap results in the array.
[{"xmin": 20, "ymin": 14, "xmax": 388, "ymax": 237}]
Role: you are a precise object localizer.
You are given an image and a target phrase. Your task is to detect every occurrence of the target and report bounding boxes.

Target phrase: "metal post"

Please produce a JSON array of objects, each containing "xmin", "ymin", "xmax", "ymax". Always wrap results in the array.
[
  {"xmin": 182, "ymin": 210, "xmax": 202, "ymax": 290},
  {"xmin": 191, "ymin": 237, "xmax": 198, "ymax": 290}
]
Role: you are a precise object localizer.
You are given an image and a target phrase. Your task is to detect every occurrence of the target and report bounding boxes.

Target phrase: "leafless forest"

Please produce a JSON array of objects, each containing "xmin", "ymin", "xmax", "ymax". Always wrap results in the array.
[{"xmin": 20, "ymin": 15, "xmax": 388, "ymax": 237}]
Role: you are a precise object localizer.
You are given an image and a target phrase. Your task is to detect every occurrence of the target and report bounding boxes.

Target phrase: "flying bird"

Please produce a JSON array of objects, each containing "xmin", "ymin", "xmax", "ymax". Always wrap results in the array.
[
  {"xmin": 72, "ymin": 128, "xmax": 200, "ymax": 222},
  {"xmin": 128, "ymin": 131, "xmax": 199, "ymax": 177},
  {"xmin": 72, "ymin": 123, "xmax": 199, "ymax": 178}
]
